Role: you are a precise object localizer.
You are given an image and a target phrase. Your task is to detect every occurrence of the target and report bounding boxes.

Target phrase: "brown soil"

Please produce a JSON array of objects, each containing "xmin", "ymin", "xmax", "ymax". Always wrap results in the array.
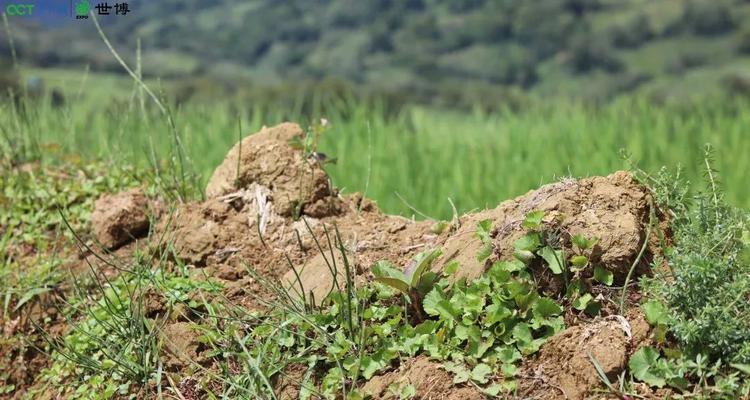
[
  {"xmin": 438, "ymin": 173, "xmax": 654, "ymax": 293},
  {"xmin": 4, "ymin": 122, "xmax": 666, "ymax": 399},
  {"xmin": 518, "ymin": 314, "xmax": 651, "ymax": 400},
  {"xmin": 363, "ymin": 356, "xmax": 485, "ymax": 399},
  {"xmin": 204, "ymin": 122, "xmax": 345, "ymax": 217},
  {"xmin": 91, "ymin": 188, "xmax": 151, "ymax": 249}
]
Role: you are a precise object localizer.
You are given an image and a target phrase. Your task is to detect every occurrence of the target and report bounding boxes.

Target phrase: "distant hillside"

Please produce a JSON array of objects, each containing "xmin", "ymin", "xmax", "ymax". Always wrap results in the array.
[{"xmin": 3, "ymin": 0, "xmax": 750, "ymax": 104}]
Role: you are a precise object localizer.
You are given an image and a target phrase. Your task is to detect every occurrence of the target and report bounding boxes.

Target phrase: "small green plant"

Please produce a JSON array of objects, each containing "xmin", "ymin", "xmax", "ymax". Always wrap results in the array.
[
  {"xmin": 1, "ymin": 163, "xmax": 147, "ymax": 322},
  {"xmin": 33, "ymin": 234, "xmax": 222, "ymax": 399},
  {"xmin": 196, "ymin": 228, "xmax": 565, "ymax": 398},
  {"xmin": 371, "ymin": 248, "xmax": 442, "ymax": 322},
  {"xmin": 387, "ymin": 382, "xmax": 416, "ymax": 399},
  {"xmin": 288, "ymin": 118, "xmax": 336, "ymax": 219},
  {"xmin": 288, "ymin": 118, "xmax": 330, "ymax": 156},
  {"xmin": 510, "ymin": 211, "xmax": 606, "ymax": 315},
  {"xmin": 476, "ymin": 218, "xmax": 494, "ymax": 262},
  {"xmin": 640, "ymin": 149, "xmax": 750, "ymax": 365},
  {"xmin": 628, "ymin": 346, "xmax": 750, "ymax": 397},
  {"xmin": 512, "ymin": 211, "xmax": 565, "ymax": 275},
  {"xmin": 627, "ymin": 148, "xmax": 750, "ymax": 397}
]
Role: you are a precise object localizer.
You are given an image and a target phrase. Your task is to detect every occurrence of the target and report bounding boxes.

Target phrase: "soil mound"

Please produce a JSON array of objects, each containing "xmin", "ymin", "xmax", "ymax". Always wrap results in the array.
[
  {"xmin": 518, "ymin": 315, "xmax": 650, "ymax": 400},
  {"xmin": 205, "ymin": 122, "xmax": 344, "ymax": 217},
  {"xmin": 438, "ymin": 172, "xmax": 652, "ymax": 291}
]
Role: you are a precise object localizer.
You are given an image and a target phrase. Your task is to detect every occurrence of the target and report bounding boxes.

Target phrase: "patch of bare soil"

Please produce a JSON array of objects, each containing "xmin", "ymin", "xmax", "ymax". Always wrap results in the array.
[
  {"xmin": 518, "ymin": 313, "xmax": 651, "ymax": 400},
  {"xmin": 9, "ymin": 122, "xmax": 665, "ymax": 399},
  {"xmin": 0, "ymin": 299, "xmax": 65, "ymax": 398},
  {"xmin": 362, "ymin": 356, "xmax": 484, "ymax": 399}
]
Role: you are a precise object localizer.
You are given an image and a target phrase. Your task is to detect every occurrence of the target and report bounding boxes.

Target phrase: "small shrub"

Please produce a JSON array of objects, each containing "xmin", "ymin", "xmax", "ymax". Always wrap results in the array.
[{"xmin": 641, "ymin": 148, "xmax": 750, "ymax": 365}]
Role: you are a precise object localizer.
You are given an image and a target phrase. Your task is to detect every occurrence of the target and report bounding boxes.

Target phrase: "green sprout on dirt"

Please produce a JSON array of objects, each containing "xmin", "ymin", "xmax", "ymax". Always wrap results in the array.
[
  {"xmin": 371, "ymin": 248, "xmax": 442, "ymax": 323},
  {"xmin": 507, "ymin": 210, "xmax": 610, "ymax": 316},
  {"xmin": 287, "ymin": 118, "xmax": 336, "ymax": 219}
]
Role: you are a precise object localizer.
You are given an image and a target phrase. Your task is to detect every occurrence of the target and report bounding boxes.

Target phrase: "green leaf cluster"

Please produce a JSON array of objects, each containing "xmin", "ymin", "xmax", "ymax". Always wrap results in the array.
[{"xmin": 202, "ymin": 249, "xmax": 564, "ymax": 398}]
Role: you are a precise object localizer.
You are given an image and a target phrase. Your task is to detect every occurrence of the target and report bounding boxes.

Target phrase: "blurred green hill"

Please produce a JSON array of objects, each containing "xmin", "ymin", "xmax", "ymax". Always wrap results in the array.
[{"xmin": 3, "ymin": 0, "xmax": 750, "ymax": 105}]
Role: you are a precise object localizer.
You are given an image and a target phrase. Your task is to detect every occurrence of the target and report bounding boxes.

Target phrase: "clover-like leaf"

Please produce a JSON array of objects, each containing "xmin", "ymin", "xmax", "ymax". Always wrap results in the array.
[
  {"xmin": 570, "ymin": 255, "xmax": 588, "ymax": 269},
  {"xmin": 593, "ymin": 266, "xmax": 613, "ymax": 286},
  {"xmin": 497, "ymin": 346, "xmax": 522, "ymax": 364},
  {"xmin": 443, "ymin": 260, "xmax": 459, "ymax": 275},
  {"xmin": 572, "ymin": 293, "xmax": 593, "ymax": 311},
  {"xmin": 470, "ymin": 363, "xmax": 493, "ymax": 384},
  {"xmin": 485, "ymin": 302, "xmax": 512, "ymax": 326},
  {"xmin": 521, "ymin": 210, "xmax": 545, "ymax": 230},
  {"xmin": 477, "ymin": 242, "xmax": 493, "ymax": 262},
  {"xmin": 641, "ymin": 300, "xmax": 669, "ymax": 326},
  {"xmin": 423, "ymin": 288, "xmax": 458, "ymax": 321},
  {"xmin": 629, "ymin": 347, "xmax": 666, "ymax": 387},
  {"xmin": 476, "ymin": 219, "xmax": 493, "ymax": 241},
  {"xmin": 514, "ymin": 232, "xmax": 541, "ymax": 252},
  {"xmin": 572, "ymin": 234, "xmax": 598, "ymax": 250},
  {"xmin": 532, "ymin": 297, "xmax": 563, "ymax": 318},
  {"xmin": 512, "ymin": 322, "xmax": 533, "ymax": 345},
  {"xmin": 444, "ymin": 361, "xmax": 471, "ymax": 384}
]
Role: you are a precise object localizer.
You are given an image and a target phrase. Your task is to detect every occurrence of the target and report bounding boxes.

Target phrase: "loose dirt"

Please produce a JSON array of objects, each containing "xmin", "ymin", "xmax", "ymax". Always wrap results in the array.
[
  {"xmin": 438, "ymin": 172, "xmax": 653, "ymax": 293},
  {"xmin": 363, "ymin": 356, "xmax": 485, "ymax": 399},
  {"xmin": 518, "ymin": 315, "xmax": 648, "ymax": 400}
]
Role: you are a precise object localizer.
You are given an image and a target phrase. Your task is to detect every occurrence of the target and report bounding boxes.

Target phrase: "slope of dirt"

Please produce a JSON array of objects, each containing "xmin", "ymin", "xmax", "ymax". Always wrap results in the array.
[
  {"xmin": 438, "ymin": 173, "xmax": 653, "ymax": 292},
  {"xmin": 518, "ymin": 314, "xmax": 650, "ymax": 400},
  {"xmin": 363, "ymin": 356, "xmax": 484, "ymax": 399},
  {"xmin": 9, "ymin": 122, "xmax": 664, "ymax": 399}
]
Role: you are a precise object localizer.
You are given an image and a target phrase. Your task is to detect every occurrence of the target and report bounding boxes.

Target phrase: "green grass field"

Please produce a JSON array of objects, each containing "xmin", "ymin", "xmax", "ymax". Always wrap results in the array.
[{"xmin": 2, "ymin": 69, "xmax": 749, "ymax": 219}]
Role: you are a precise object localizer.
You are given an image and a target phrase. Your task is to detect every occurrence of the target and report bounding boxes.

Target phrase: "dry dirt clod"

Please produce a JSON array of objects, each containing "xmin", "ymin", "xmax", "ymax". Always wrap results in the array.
[
  {"xmin": 518, "ymin": 318, "xmax": 635, "ymax": 400},
  {"xmin": 91, "ymin": 188, "xmax": 150, "ymax": 249},
  {"xmin": 205, "ymin": 122, "xmax": 344, "ymax": 218},
  {"xmin": 161, "ymin": 322, "xmax": 201, "ymax": 371}
]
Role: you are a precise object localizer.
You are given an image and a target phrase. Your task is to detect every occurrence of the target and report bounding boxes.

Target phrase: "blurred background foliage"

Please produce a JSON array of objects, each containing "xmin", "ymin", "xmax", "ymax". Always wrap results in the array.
[{"xmin": 2, "ymin": 0, "xmax": 750, "ymax": 108}]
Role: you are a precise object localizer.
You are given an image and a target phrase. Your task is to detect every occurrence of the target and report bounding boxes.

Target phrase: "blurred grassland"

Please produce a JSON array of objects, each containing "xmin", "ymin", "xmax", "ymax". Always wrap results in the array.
[{"xmin": 2, "ymin": 68, "xmax": 749, "ymax": 219}]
